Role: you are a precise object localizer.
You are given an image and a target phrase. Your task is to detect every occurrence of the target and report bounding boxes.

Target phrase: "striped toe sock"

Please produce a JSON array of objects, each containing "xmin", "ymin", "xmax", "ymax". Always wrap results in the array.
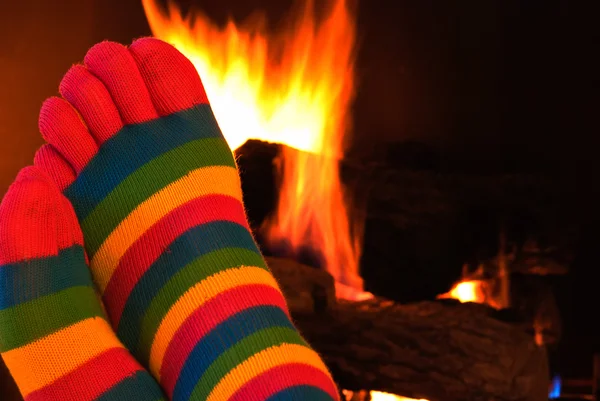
[
  {"xmin": 33, "ymin": 37, "xmax": 339, "ymax": 401},
  {"xmin": 0, "ymin": 167, "xmax": 166, "ymax": 401}
]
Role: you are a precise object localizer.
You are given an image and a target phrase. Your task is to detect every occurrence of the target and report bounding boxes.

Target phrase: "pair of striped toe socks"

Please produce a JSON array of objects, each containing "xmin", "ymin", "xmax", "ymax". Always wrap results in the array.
[{"xmin": 0, "ymin": 38, "xmax": 339, "ymax": 401}]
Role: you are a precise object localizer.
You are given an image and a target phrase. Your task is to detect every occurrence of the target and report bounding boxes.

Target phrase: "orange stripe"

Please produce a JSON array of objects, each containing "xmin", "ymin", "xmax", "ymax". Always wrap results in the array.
[
  {"xmin": 1, "ymin": 318, "xmax": 123, "ymax": 397},
  {"xmin": 149, "ymin": 266, "xmax": 281, "ymax": 375}
]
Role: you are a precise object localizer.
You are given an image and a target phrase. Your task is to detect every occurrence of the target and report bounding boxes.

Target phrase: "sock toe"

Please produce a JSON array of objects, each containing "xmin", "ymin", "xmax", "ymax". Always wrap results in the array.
[
  {"xmin": 129, "ymin": 37, "xmax": 209, "ymax": 116},
  {"xmin": 0, "ymin": 167, "xmax": 62, "ymax": 264},
  {"xmin": 84, "ymin": 41, "xmax": 158, "ymax": 124},
  {"xmin": 33, "ymin": 145, "xmax": 77, "ymax": 191},
  {"xmin": 59, "ymin": 65, "xmax": 124, "ymax": 145},
  {"xmin": 39, "ymin": 97, "xmax": 99, "ymax": 173}
]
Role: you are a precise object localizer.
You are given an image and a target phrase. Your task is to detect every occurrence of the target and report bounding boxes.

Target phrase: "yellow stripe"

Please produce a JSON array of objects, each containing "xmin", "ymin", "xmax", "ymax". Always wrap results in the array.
[
  {"xmin": 1, "ymin": 317, "xmax": 123, "ymax": 397},
  {"xmin": 91, "ymin": 166, "xmax": 242, "ymax": 293},
  {"xmin": 150, "ymin": 266, "xmax": 282, "ymax": 376},
  {"xmin": 207, "ymin": 343, "xmax": 333, "ymax": 401}
]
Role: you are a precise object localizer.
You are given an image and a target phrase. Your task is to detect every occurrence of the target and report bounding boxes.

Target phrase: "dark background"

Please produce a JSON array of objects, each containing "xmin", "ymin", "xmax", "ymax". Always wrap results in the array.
[{"xmin": 0, "ymin": 0, "xmax": 598, "ymax": 383}]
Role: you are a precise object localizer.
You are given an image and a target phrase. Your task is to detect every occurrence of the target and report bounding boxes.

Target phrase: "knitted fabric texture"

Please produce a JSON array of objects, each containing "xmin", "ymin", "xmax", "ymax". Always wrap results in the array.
[
  {"xmin": 33, "ymin": 37, "xmax": 339, "ymax": 401},
  {"xmin": 0, "ymin": 167, "xmax": 166, "ymax": 401}
]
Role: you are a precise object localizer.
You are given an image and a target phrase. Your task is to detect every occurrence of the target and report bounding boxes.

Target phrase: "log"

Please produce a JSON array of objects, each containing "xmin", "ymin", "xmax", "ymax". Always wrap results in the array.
[
  {"xmin": 293, "ymin": 299, "xmax": 549, "ymax": 401},
  {"xmin": 267, "ymin": 256, "xmax": 337, "ymax": 314},
  {"xmin": 267, "ymin": 256, "xmax": 550, "ymax": 401}
]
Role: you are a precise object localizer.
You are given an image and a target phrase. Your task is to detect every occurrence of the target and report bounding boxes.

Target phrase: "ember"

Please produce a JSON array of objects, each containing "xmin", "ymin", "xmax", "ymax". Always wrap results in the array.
[
  {"xmin": 438, "ymin": 231, "xmax": 511, "ymax": 310},
  {"xmin": 143, "ymin": 0, "xmax": 368, "ymax": 299},
  {"xmin": 342, "ymin": 389, "xmax": 427, "ymax": 401}
]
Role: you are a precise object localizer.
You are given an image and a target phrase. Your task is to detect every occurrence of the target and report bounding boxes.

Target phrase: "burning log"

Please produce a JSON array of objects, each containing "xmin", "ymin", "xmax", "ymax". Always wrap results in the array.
[
  {"xmin": 240, "ymin": 139, "xmax": 566, "ymax": 341},
  {"xmin": 238, "ymin": 140, "xmax": 573, "ymax": 288},
  {"xmin": 266, "ymin": 257, "xmax": 550, "ymax": 401}
]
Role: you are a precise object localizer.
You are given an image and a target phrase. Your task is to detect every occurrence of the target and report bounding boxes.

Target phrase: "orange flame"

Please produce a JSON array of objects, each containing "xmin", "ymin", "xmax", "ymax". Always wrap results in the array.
[
  {"xmin": 437, "ymin": 264, "xmax": 505, "ymax": 309},
  {"xmin": 342, "ymin": 390, "xmax": 428, "ymax": 401},
  {"xmin": 370, "ymin": 391, "xmax": 428, "ymax": 401},
  {"xmin": 440, "ymin": 279, "xmax": 487, "ymax": 304},
  {"xmin": 143, "ymin": 0, "xmax": 367, "ymax": 297}
]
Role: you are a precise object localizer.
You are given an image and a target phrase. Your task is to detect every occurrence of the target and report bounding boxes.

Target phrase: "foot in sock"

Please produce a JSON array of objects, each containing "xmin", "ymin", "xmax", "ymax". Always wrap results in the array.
[
  {"xmin": 0, "ymin": 167, "xmax": 166, "ymax": 401},
  {"xmin": 33, "ymin": 37, "xmax": 339, "ymax": 401}
]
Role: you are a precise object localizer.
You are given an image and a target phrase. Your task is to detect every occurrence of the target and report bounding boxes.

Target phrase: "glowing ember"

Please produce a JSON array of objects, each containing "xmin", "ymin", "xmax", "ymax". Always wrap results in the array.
[
  {"xmin": 439, "ymin": 279, "xmax": 487, "ymax": 304},
  {"xmin": 342, "ymin": 390, "xmax": 428, "ymax": 401},
  {"xmin": 437, "ymin": 260, "xmax": 508, "ymax": 310},
  {"xmin": 143, "ymin": 0, "xmax": 368, "ymax": 299},
  {"xmin": 370, "ymin": 391, "xmax": 428, "ymax": 401}
]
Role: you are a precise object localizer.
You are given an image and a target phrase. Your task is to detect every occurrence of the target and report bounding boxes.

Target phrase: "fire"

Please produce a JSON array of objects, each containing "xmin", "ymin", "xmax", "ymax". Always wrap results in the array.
[
  {"xmin": 437, "ymin": 264, "xmax": 490, "ymax": 305},
  {"xmin": 548, "ymin": 375, "xmax": 561, "ymax": 399},
  {"xmin": 440, "ymin": 279, "xmax": 486, "ymax": 304},
  {"xmin": 370, "ymin": 391, "xmax": 428, "ymax": 401},
  {"xmin": 342, "ymin": 390, "xmax": 428, "ymax": 401},
  {"xmin": 437, "ymin": 262, "xmax": 508, "ymax": 310},
  {"xmin": 143, "ymin": 0, "xmax": 368, "ymax": 298}
]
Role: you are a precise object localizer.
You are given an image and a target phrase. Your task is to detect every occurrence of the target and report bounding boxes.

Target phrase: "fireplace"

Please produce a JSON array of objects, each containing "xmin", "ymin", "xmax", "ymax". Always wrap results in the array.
[{"xmin": 1, "ymin": 0, "xmax": 598, "ymax": 400}]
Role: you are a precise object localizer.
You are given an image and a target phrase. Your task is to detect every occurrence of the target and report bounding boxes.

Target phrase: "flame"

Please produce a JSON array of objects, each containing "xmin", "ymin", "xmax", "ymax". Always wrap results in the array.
[
  {"xmin": 342, "ymin": 390, "xmax": 428, "ymax": 401},
  {"xmin": 143, "ymin": 0, "xmax": 367, "ymax": 298},
  {"xmin": 548, "ymin": 375, "xmax": 561, "ymax": 399},
  {"xmin": 440, "ymin": 279, "xmax": 486, "ymax": 304},
  {"xmin": 437, "ymin": 263, "xmax": 506, "ymax": 309},
  {"xmin": 370, "ymin": 391, "xmax": 428, "ymax": 401}
]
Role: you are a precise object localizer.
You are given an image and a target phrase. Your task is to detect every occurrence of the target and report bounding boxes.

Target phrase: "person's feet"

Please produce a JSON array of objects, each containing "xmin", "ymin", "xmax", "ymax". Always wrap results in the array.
[
  {"xmin": 0, "ymin": 167, "xmax": 165, "ymax": 401},
  {"xmin": 33, "ymin": 37, "xmax": 339, "ymax": 400}
]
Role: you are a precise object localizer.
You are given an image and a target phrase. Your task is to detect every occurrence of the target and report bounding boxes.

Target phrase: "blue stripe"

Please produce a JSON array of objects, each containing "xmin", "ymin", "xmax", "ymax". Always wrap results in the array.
[
  {"xmin": 117, "ymin": 221, "xmax": 262, "ymax": 352},
  {"xmin": 0, "ymin": 245, "xmax": 92, "ymax": 309},
  {"xmin": 94, "ymin": 370, "xmax": 165, "ymax": 401},
  {"xmin": 173, "ymin": 306, "xmax": 294, "ymax": 401},
  {"xmin": 64, "ymin": 104, "xmax": 223, "ymax": 221},
  {"xmin": 266, "ymin": 386, "xmax": 336, "ymax": 401}
]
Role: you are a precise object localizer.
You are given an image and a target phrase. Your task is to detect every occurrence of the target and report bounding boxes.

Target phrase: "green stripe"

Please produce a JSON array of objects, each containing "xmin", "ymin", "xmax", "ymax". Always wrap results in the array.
[
  {"xmin": 189, "ymin": 327, "xmax": 308, "ymax": 401},
  {"xmin": 81, "ymin": 137, "xmax": 236, "ymax": 256},
  {"xmin": 65, "ymin": 104, "xmax": 223, "ymax": 221},
  {"xmin": 0, "ymin": 286, "xmax": 105, "ymax": 352},
  {"xmin": 0, "ymin": 245, "xmax": 91, "ymax": 309},
  {"xmin": 136, "ymin": 248, "xmax": 267, "ymax": 360}
]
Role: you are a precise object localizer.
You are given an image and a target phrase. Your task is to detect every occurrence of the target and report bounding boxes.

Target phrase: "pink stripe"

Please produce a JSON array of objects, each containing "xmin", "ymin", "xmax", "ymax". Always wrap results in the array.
[
  {"xmin": 228, "ymin": 363, "xmax": 339, "ymax": 401},
  {"xmin": 102, "ymin": 195, "xmax": 248, "ymax": 326},
  {"xmin": 161, "ymin": 284, "xmax": 289, "ymax": 396}
]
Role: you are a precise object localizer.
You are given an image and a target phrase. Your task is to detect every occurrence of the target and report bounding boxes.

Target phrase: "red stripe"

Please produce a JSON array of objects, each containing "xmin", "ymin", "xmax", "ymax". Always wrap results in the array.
[
  {"xmin": 228, "ymin": 363, "xmax": 339, "ymax": 401},
  {"xmin": 103, "ymin": 194, "xmax": 248, "ymax": 326},
  {"xmin": 160, "ymin": 284, "xmax": 289, "ymax": 396},
  {"xmin": 25, "ymin": 347, "xmax": 143, "ymax": 401}
]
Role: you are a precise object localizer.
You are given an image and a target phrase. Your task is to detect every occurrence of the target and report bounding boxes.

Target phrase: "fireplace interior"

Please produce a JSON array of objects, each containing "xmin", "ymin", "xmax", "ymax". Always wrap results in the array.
[{"xmin": 1, "ymin": 0, "xmax": 598, "ymax": 400}]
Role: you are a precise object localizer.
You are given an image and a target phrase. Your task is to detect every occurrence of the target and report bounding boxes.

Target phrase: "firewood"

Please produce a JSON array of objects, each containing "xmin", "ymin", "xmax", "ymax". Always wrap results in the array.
[
  {"xmin": 267, "ymin": 256, "xmax": 337, "ymax": 314},
  {"xmin": 294, "ymin": 299, "xmax": 549, "ymax": 401},
  {"xmin": 266, "ymin": 256, "xmax": 550, "ymax": 401}
]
